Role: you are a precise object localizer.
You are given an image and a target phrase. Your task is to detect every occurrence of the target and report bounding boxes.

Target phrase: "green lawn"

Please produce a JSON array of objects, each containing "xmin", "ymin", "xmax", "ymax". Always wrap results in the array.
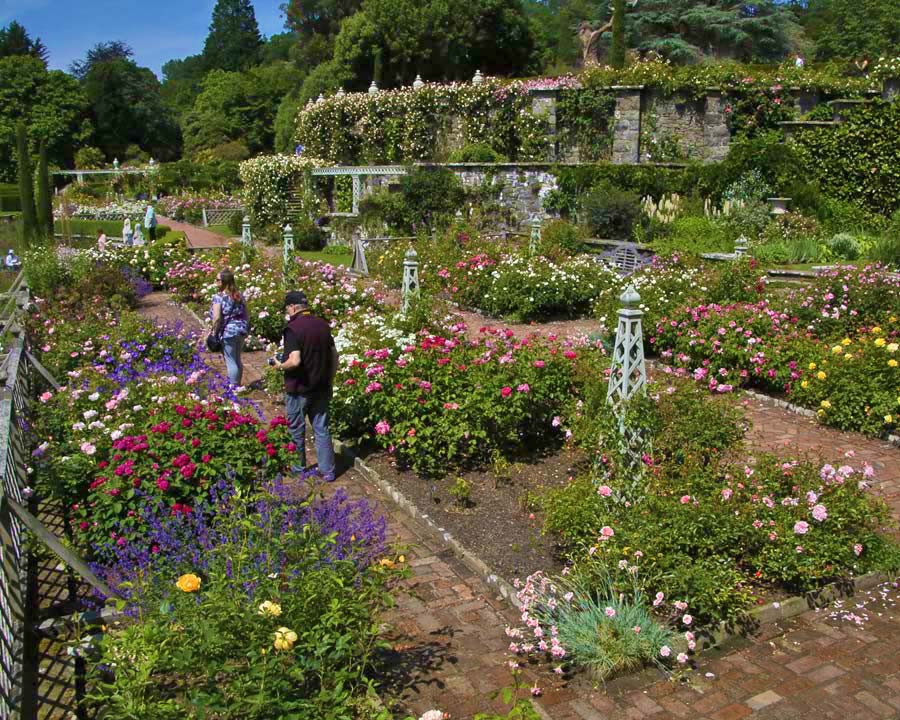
[
  {"xmin": 208, "ymin": 224, "xmax": 236, "ymax": 237},
  {"xmin": 296, "ymin": 251, "xmax": 351, "ymax": 266}
]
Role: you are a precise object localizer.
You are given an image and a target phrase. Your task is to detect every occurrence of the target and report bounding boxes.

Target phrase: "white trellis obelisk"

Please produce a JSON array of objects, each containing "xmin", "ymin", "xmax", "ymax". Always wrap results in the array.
[
  {"xmin": 607, "ymin": 284, "xmax": 647, "ymax": 407},
  {"xmin": 529, "ymin": 216, "xmax": 542, "ymax": 255},
  {"xmin": 241, "ymin": 216, "xmax": 252, "ymax": 246},
  {"xmin": 401, "ymin": 246, "xmax": 420, "ymax": 315},
  {"xmin": 350, "ymin": 228, "xmax": 369, "ymax": 276},
  {"xmin": 282, "ymin": 224, "xmax": 294, "ymax": 280}
]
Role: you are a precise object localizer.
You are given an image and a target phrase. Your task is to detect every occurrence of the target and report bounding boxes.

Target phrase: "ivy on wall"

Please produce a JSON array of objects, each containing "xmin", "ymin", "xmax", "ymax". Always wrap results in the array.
[
  {"xmin": 556, "ymin": 85, "xmax": 616, "ymax": 161},
  {"xmin": 791, "ymin": 102, "xmax": 900, "ymax": 217}
]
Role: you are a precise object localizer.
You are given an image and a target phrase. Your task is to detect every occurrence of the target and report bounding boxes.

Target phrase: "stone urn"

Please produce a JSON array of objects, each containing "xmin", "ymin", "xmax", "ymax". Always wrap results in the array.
[
  {"xmin": 883, "ymin": 77, "xmax": 900, "ymax": 103},
  {"xmin": 768, "ymin": 197, "xmax": 790, "ymax": 216}
]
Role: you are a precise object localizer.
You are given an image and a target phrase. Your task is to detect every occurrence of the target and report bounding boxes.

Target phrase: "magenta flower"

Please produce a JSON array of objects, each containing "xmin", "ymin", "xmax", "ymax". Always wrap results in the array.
[
  {"xmin": 375, "ymin": 420, "xmax": 391, "ymax": 435},
  {"xmin": 500, "ymin": 386, "xmax": 512, "ymax": 398},
  {"xmin": 517, "ymin": 383, "xmax": 530, "ymax": 393},
  {"xmin": 680, "ymin": 495, "xmax": 691, "ymax": 504},
  {"xmin": 365, "ymin": 382, "xmax": 383, "ymax": 394}
]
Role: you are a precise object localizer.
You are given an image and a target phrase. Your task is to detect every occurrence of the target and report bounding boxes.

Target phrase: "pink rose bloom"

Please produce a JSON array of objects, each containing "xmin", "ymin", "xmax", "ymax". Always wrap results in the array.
[
  {"xmin": 682, "ymin": 614, "xmax": 693, "ymax": 626},
  {"xmin": 517, "ymin": 383, "xmax": 530, "ymax": 393},
  {"xmin": 677, "ymin": 653, "xmax": 689, "ymax": 664},
  {"xmin": 533, "ymin": 360, "xmax": 545, "ymax": 368},
  {"xmin": 680, "ymin": 495, "xmax": 691, "ymax": 504},
  {"xmin": 39, "ymin": 392, "xmax": 53, "ymax": 403},
  {"xmin": 80, "ymin": 442, "xmax": 96, "ymax": 456},
  {"xmin": 632, "ymin": 625, "xmax": 641, "ymax": 634},
  {"xmin": 500, "ymin": 386, "xmax": 513, "ymax": 398},
  {"xmin": 811, "ymin": 504, "xmax": 828, "ymax": 522},
  {"xmin": 793, "ymin": 520, "xmax": 810, "ymax": 535},
  {"xmin": 600, "ymin": 526, "xmax": 614, "ymax": 539},
  {"xmin": 598, "ymin": 485, "xmax": 612, "ymax": 497},
  {"xmin": 604, "ymin": 607, "xmax": 616, "ymax": 618},
  {"xmin": 365, "ymin": 382, "xmax": 383, "ymax": 394},
  {"xmin": 853, "ymin": 543, "xmax": 863, "ymax": 556},
  {"xmin": 721, "ymin": 488, "xmax": 733, "ymax": 500},
  {"xmin": 156, "ymin": 478, "xmax": 170, "ymax": 492},
  {"xmin": 659, "ymin": 646, "xmax": 671, "ymax": 658},
  {"xmin": 653, "ymin": 591, "xmax": 664, "ymax": 607}
]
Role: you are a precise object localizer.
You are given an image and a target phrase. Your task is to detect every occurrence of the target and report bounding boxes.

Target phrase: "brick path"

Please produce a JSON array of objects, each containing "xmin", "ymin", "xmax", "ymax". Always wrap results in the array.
[
  {"xmin": 137, "ymin": 293, "xmax": 900, "ymax": 719},
  {"xmin": 157, "ymin": 215, "xmax": 231, "ymax": 249}
]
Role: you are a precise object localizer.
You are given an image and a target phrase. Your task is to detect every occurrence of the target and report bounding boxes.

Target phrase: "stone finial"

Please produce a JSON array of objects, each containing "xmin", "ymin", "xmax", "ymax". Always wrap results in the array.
[
  {"xmin": 368, "ymin": 81, "xmax": 378, "ymax": 94},
  {"xmin": 413, "ymin": 75, "xmax": 424, "ymax": 90},
  {"xmin": 472, "ymin": 70, "xmax": 484, "ymax": 85},
  {"xmin": 620, "ymin": 284, "xmax": 641, "ymax": 307},
  {"xmin": 336, "ymin": 87, "xmax": 345, "ymax": 97},
  {"xmin": 317, "ymin": 93, "xmax": 325, "ymax": 103}
]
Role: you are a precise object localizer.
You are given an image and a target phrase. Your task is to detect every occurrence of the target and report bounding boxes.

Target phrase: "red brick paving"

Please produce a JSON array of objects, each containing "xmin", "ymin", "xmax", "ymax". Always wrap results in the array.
[
  {"xmin": 138, "ymin": 293, "xmax": 900, "ymax": 719},
  {"xmin": 158, "ymin": 215, "xmax": 232, "ymax": 249}
]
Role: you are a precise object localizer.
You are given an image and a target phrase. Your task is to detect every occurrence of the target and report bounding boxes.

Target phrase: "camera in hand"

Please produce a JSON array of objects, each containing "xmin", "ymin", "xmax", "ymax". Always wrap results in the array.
[{"xmin": 267, "ymin": 357, "xmax": 277, "ymax": 367}]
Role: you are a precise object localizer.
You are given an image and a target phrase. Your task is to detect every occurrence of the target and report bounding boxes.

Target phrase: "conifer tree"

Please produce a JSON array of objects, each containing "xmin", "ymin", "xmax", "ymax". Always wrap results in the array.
[
  {"xmin": 203, "ymin": 0, "xmax": 262, "ymax": 72},
  {"xmin": 609, "ymin": 0, "xmax": 626, "ymax": 68}
]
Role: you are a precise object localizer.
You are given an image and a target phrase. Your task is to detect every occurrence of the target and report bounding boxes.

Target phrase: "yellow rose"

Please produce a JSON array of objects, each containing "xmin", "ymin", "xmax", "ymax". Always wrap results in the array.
[
  {"xmin": 891, "ymin": 317, "xmax": 897, "ymax": 323},
  {"xmin": 808, "ymin": 362, "xmax": 817, "ymax": 370},
  {"xmin": 398, "ymin": 555, "xmax": 406, "ymax": 564},
  {"xmin": 816, "ymin": 371, "xmax": 827, "ymax": 380},
  {"xmin": 875, "ymin": 338, "xmax": 886, "ymax": 347},
  {"xmin": 820, "ymin": 400, "xmax": 832, "ymax": 409},
  {"xmin": 889, "ymin": 360, "xmax": 898, "ymax": 368},
  {"xmin": 841, "ymin": 338, "xmax": 851, "ymax": 346},
  {"xmin": 843, "ymin": 353, "xmax": 853, "ymax": 360},
  {"xmin": 831, "ymin": 345, "xmax": 843, "ymax": 354},
  {"xmin": 273, "ymin": 627, "xmax": 298, "ymax": 651},
  {"xmin": 872, "ymin": 327, "xmax": 883, "ymax": 335},
  {"xmin": 885, "ymin": 415, "xmax": 894, "ymax": 424},
  {"xmin": 888, "ymin": 343, "xmax": 899, "ymax": 353},
  {"xmin": 176, "ymin": 573, "xmax": 201, "ymax": 593},
  {"xmin": 378, "ymin": 558, "xmax": 396, "ymax": 569},
  {"xmin": 258, "ymin": 601, "xmax": 282, "ymax": 617},
  {"xmin": 800, "ymin": 381, "xmax": 809, "ymax": 389}
]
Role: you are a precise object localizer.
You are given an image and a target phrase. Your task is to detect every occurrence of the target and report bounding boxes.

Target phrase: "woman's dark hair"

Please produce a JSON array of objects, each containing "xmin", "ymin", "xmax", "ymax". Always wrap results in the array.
[{"xmin": 218, "ymin": 269, "xmax": 242, "ymax": 302}]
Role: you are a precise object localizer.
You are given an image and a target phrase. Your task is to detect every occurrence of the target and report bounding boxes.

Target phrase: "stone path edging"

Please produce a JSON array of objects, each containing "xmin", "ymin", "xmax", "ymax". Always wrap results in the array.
[{"xmin": 332, "ymin": 438, "xmax": 523, "ymax": 609}]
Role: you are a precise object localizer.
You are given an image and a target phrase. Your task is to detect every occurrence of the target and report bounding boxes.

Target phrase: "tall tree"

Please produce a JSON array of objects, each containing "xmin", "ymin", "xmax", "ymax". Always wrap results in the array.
[
  {"xmin": 0, "ymin": 56, "xmax": 91, "ymax": 182},
  {"xmin": 15, "ymin": 123, "xmax": 37, "ymax": 246},
  {"xmin": 608, "ymin": 0, "xmax": 626, "ymax": 68},
  {"xmin": 203, "ymin": 0, "xmax": 263, "ymax": 72},
  {"xmin": 69, "ymin": 41, "xmax": 133, "ymax": 80},
  {"xmin": 0, "ymin": 21, "xmax": 49, "ymax": 65},
  {"xmin": 37, "ymin": 137, "xmax": 53, "ymax": 238},
  {"xmin": 804, "ymin": 0, "xmax": 900, "ymax": 60}
]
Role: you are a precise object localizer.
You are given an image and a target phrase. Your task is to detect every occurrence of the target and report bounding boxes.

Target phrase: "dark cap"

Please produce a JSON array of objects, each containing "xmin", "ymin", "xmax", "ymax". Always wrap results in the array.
[{"xmin": 283, "ymin": 290, "xmax": 308, "ymax": 308}]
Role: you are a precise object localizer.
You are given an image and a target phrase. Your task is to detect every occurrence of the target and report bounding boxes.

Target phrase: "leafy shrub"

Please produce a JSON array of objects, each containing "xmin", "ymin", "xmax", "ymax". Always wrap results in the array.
[
  {"xmin": 399, "ymin": 166, "xmax": 466, "ymax": 231},
  {"xmin": 74, "ymin": 146, "xmax": 105, "ymax": 169},
  {"xmin": 539, "ymin": 219, "xmax": 584, "ymax": 259},
  {"xmin": 721, "ymin": 200, "xmax": 772, "ymax": 241},
  {"xmin": 227, "ymin": 210, "xmax": 244, "ymax": 236},
  {"xmin": 653, "ymin": 216, "xmax": 729, "ymax": 256},
  {"xmin": 828, "ymin": 233, "xmax": 861, "ymax": 260},
  {"xmin": 581, "ymin": 182, "xmax": 645, "ymax": 240},
  {"xmin": 447, "ymin": 143, "xmax": 509, "ymax": 163},
  {"xmin": 292, "ymin": 218, "xmax": 325, "ymax": 251},
  {"xmin": 867, "ymin": 234, "xmax": 900, "ymax": 267}
]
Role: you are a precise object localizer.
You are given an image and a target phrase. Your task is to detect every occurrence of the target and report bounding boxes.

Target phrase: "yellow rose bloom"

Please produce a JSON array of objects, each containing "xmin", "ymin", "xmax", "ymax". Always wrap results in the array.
[
  {"xmin": 800, "ymin": 381, "xmax": 809, "ymax": 389},
  {"xmin": 258, "ymin": 601, "xmax": 282, "ymax": 617},
  {"xmin": 875, "ymin": 338, "xmax": 886, "ymax": 347},
  {"xmin": 841, "ymin": 338, "xmax": 851, "ymax": 346},
  {"xmin": 378, "ymin": 558, "xmax": 396, "ymax": 569},
  {"xmin": 398, "ymin": 555, "xmax": 406, "ymax": 564},
  {"xmin": 890, "ymin": 360, "xmax": 899, "ymax": 368},
  {"xmin": 816, "ymin": 371, "xmax": 827, "ymax": 380},
  {"xmin": 176, "ymin": 573, "xmax": 201, "ymax": 593},
  {"xmin": 831, "ymin": 345, "xmax": 843, "ymax": 355},
  {"xmin": 888, "ymin": 343, "xmax": 899, "ymax": 353},
  {"xmin": 885, "ymin": 415, "xmax": 894, "ymax": 424},
  {"xmin": 872, "ymin": 327, "xmax": 883, "ymax": 335},
  {"xmin": 273, "ymin": 627, "xmax": 298, "ymax": 651},
  {"xmin": 820, "ymin": 400, "xmax": 832, "ymax": 409},
  {"xmin": 808, "ymin": 362, "xmax": 817, "ymax": 370}
]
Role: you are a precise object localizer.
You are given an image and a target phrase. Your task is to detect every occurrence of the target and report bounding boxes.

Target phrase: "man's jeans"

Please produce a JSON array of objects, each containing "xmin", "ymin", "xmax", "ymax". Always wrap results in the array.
[{"xmin": 285, "ymin": 388, "xmax": 336, "ymax": 479}]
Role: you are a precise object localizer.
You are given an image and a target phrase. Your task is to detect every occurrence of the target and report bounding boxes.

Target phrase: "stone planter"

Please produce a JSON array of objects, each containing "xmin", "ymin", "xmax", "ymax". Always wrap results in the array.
[
  {"xmin": 768, "ymin": 197, "xmax": 790, "ymax": 216},
  {"xmin": 828, "ymin": 98, "xmax": 869, "ymax": 123},
  {"xmin": 883, "ymin": 77, "xmax": 900, "ymax": 103}
]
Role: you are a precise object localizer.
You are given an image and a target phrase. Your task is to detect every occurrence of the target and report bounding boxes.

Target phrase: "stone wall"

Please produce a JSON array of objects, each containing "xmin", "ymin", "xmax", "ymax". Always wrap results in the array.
[{"xmin": 362, "ymin": 164, "xmax": 559, "ymax": 226}]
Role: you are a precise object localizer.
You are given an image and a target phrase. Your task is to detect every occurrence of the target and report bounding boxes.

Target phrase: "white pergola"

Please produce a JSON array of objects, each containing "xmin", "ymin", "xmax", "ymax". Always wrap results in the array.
[{"xmin": 310, "ymin": 165, "xmax": 407, "ymax": 216}]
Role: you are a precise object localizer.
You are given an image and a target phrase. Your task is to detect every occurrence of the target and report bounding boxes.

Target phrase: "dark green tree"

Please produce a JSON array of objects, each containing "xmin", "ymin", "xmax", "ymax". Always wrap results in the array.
[
  {"xmin": 82, "ymin": 57, "xmax": 181, "ymax": 161},
  {"xmin": 69, "ymin": 41, "xmax": 133, "ymax": 80},
  {"xmin": 15, "ymin": 123, "xmax": 37, "ymax": 245},
  {"xmin": 608, "ymin": 0, "xmax": 626, "ymax": 68},
  {"xmin": 628, "ymin": 0, "xmax": 796, "ymax": 64},
  {"xmin": 804, "ymin": 0, "xmax": 900, "ymax": 60},
  {"xmin": 37, "ymin": 137, "xmax": 53, "ymax": 238},
  {"xmin": 0, "ymin": 21, "xmax": 49, "ymax": 65},
  {"xmin": 283, "ymin": 0, "xmax": 364, "ymax": 40},
  {"xmin": 203, "ymin": 0, "xmax": 263, "ymax": 72}
]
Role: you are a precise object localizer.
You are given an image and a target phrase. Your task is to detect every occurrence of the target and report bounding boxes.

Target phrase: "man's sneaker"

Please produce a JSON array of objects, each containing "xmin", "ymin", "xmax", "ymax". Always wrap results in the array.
[
  {"xmin": 290, "ymin": 465, "xmax": 306, "ymax": 475},
  {"xmin": 320, "ymin": 471, "xmax": 336, "ymax": 483}
]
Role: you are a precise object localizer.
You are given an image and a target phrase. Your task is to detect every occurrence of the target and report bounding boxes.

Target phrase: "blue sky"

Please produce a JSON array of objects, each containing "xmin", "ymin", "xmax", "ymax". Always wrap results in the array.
[{"xmin": 0, "ymin": 0, "xmax": 287, "ymax": 77}]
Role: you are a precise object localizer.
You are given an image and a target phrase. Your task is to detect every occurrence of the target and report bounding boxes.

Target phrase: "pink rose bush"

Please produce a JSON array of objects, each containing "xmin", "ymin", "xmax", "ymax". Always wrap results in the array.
[{"xmin": 333, "ymin": 326, "xmax": 604, "ymax": 476}]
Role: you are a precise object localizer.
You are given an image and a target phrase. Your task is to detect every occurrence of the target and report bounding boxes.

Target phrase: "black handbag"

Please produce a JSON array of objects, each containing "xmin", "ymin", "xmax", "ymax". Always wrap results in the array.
[
  {"xmin": 205, "ymin": 298, "xmax": 246, "ymax": 353},
  {"xmin": 205, "ymin": 332, "xmax": 223, "ymax": 353}
]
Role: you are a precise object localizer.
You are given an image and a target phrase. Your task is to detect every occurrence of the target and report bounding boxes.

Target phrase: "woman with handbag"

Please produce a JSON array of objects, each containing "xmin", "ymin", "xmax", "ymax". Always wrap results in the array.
[{"xmin": 208, "ymin": 269, "xmax": 249, "ymax": 386}]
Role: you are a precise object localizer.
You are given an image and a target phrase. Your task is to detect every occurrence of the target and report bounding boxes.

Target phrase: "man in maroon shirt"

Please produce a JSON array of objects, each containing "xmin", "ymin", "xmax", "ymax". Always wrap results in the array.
[{"xmin": 272, "ymin": 290, "xmax": 338, "ymax": 480}]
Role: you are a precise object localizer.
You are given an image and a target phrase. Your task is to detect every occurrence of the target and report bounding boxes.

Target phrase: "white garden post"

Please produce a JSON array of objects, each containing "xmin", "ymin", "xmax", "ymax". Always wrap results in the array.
[
  {"xmin": 734, "ymin": 235, "xmax": 748, "ymax": 257},
  {"xmin": 401, "ymin": 246, "xmax": 420, "ymax": 316},
  {"xmin": 282, "ymin": 224, "xmax": 294, "ymax": 280},
  {"xmin": 242, "ymin": 216, "xmax": 252, "ymax": 246},
  {"xmin": 607, "ymin": 284, "xmax": 647, "ymax": 407},
  {"xmin": 529, "ymin": 216, "xmax": 542, "ymax": 256}
]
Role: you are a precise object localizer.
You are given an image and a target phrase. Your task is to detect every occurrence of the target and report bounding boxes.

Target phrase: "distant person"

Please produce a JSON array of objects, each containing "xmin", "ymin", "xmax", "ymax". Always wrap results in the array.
[
  {"xmin": 855, "ymin": 55, "xmax": 870, "ymax": 76},
  {"xmin": 209, "ymin": 269, "xmax": 249, "ymax": 387},
  {"xmin": 123, "ymin": 217, "xmax": 133, "ymax": 246},
  {"xmin": 97, "ymin": 230, "xmax": 107, "ymax": 253},
  {"xmin": 794, "ymin": 54, "xmax": 805, "ymax": 69},
  {"xmin": 144, "ymin": 204, "xmax": 157, "ymax": 241},
  {"xmin": 134, "ymin": 225, "xmax": 144, "ymax": 245},
  {"xmin": 5, "ymin": 249, "xmax": 21, "ymax": 271}
]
